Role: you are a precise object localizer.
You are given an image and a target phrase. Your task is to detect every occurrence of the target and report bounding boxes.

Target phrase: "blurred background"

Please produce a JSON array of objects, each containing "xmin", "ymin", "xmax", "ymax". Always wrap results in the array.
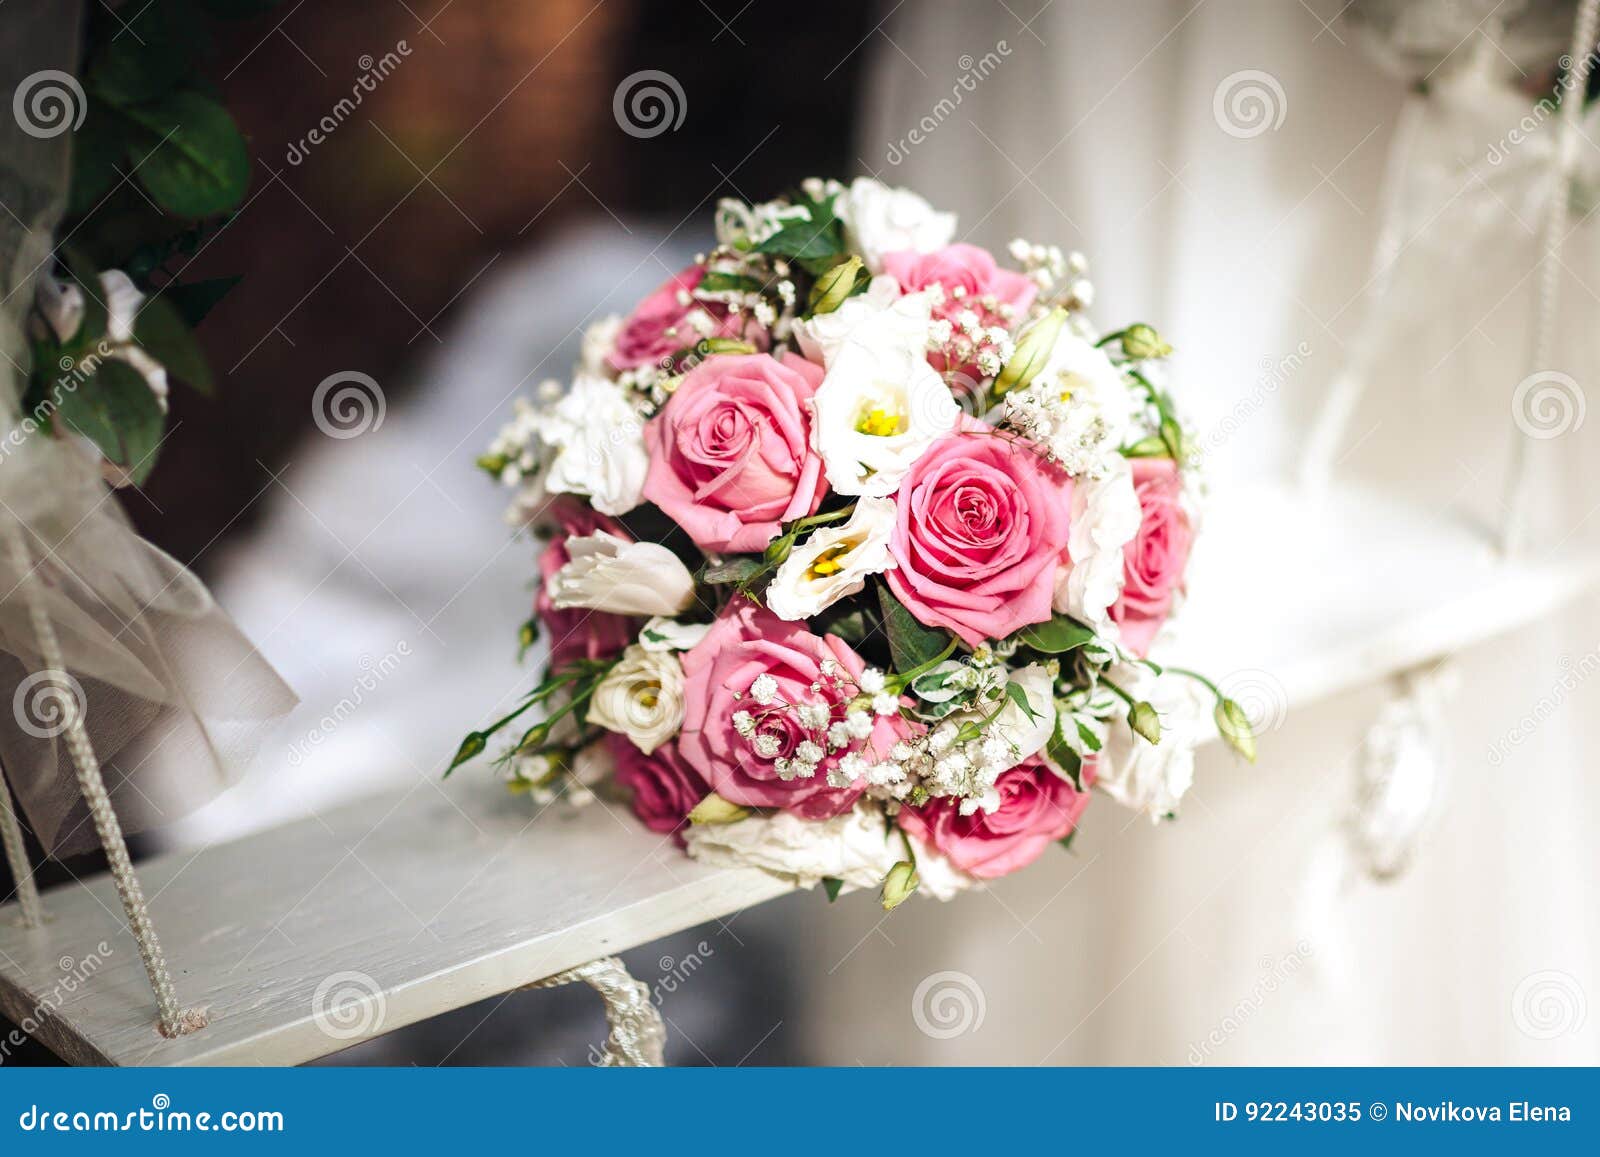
[{"xmin": 5, "ymin": 0, "xmax": 1600, "ymax": 1066}]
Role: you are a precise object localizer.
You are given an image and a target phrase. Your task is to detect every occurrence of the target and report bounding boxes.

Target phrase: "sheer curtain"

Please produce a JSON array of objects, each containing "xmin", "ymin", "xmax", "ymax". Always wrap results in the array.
[{"xmin": 777, "ymin": 0, "xmax": 1600, "ymax": 1064}]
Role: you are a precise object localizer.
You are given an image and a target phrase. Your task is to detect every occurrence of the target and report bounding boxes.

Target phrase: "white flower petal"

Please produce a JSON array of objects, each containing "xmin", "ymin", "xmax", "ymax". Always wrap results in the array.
[
  {"xmin": 548, "ymin": 532, "xmax": 696, "ymax": 617},
  {"xmin": 766, "ymin": 497, "xmax": 897, "ymax": 621}
]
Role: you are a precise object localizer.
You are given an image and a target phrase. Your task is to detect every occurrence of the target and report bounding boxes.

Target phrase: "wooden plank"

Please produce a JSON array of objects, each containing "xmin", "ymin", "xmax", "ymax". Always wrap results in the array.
[{"xmin": 0, "ymin": 777, "xmax": 791, "ymax": 1066}]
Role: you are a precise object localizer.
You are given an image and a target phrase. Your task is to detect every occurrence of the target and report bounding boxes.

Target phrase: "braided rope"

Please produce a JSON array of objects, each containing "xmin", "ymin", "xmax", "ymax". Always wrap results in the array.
[
  {"xmin": 0, "ymin": 760, "xmax": 42, "ymax": 927},
  {"xmin": 4, "ymin": 525, "xmax": 204, "ymax": 1038},
  {"xmin": 524, "ymin": 955, "xmax": 666, "ymax": 1066}
]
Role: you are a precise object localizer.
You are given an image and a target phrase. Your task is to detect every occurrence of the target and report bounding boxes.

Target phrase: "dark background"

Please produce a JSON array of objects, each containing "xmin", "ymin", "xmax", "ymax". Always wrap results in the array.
[{"xmin": 2, "ymin": 0, "xmax": 877, "ymax": 1066}]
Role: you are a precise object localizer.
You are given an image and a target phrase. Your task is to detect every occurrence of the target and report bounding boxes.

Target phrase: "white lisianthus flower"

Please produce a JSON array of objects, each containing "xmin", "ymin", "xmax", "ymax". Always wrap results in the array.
[
  {"xmin": 637, "ymin": 615, "xmax": 711, "ymax": 652},
  {"xmin": 766, "ymin": 497, "xmax": 897, "ymax": 620},
  {"xmin": 1053, "ymin": 455, "xmax": 1141, "ymax": 634},
  {"xmin": 588, "ymin": 645, "xmax": 686, "ymax": 754},
  {"xmin": 838, "ymin": 177, "xmax": 956, "ymax": 272},
  {"xmin": 547, "ymin": 532, "xmax": 696, "ymax": 617},
  {"xmin": 1004, "ymin": 330, "xmax": 1134, "ymax": 479},
  {"xmin": 792, "ymin": 276, "xmax": 932, "ymax": 368},
  {"xmin": 539, "ymin": 373, "xmax": 649, "ymax": 515},
  {"xmin": 1096, "ymin": 664, "xmax": 1212, "ymax": 822},
  {"xmin": 683, "ymin": 802, "xmax": 899, "ymax": 891},
  {"xmin": 811, "ymin": 339, "xmax": 959, "ymax": 497},
  {"xmin": 578, "ymin": 315, "xmax": 623, "ymax": 377}
]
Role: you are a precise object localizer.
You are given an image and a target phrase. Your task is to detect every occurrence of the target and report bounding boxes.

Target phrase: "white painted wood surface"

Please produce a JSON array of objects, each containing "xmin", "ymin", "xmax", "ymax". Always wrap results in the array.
[
  {"xmin": 0, "ymin": 776, "xmax": 790, "ymax": 1066},
  {"xmin": 3, "ymin": 479, "xmax": 1598, "ymax": 1066}
]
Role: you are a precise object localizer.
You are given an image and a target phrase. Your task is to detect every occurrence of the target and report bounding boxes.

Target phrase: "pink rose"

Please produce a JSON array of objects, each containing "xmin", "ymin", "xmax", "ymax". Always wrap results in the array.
[
  {"xmin": 887, "ymin": 421, "xmax": 1071, "ymax": 647},
  {"xmin": 642, "ymin": 352, "xmax": 828, "ymax": 553},
  {"xmin": 609, "ymin": 735, "xmax": 708, "ymax": 844},
  {"xmin": 880, "ymin": 244, "xmax": 1037, "ymax": 374},
  {"xmin": 607, "ymin": 265, "xmax": 768, "ymax": 372},
  {"xmin": 1111, "ymin": 458, "xmax": 1193, "ymax": 657},
  {"xmin": 536, "ymin": 500, "xmax": 638, "ymax": 669},
  {"xmin": 897, "ymin": 758, "xmax": 1092, "ymax": 879},
  {"xmin": 677, "ymin": 603, "xmax": 899, "ymax": 819}
]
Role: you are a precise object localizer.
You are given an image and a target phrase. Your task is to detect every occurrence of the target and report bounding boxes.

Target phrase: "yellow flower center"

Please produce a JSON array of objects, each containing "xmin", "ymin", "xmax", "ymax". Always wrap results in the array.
[
  {"xmin": 805, "ymin": 541, "xmax": 857, "ymax": 581},
  {"xmin": 854, "ymin": 402, "xmax": 906, "ymax": 438}
]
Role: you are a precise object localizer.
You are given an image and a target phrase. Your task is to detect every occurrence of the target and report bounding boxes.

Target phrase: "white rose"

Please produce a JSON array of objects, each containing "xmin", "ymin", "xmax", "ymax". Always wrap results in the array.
[
  {"xmin": 547, "ymin": 532, "xmax": 696, "ymax": 617},
  {"xmin": 1053, "ymin": 455, "xmax": 1141, "ymax": 634},
  {"xmin": 540, "ymin": 373, "xmax": 648, "ymax": 515},
  {"xmin": 839, "ymin": 177, "xmax": 956, "ymax": 272},
  {"xmin": 792, "ymin": 276, "xmax": 932, "ymax": 368},
  {"xmin": 811, "ymin": 338, "xmax": 958, "ymax": 497},
  {"xmin": 766, "ymin": 497, "xmax": 897, "ymax": 621},
  {"xmin": 683, "ymin": 802, "xmax": 899, "ymax": 891},
  {"xmin": 588, "ymin": 645, "xmax": 686, "ymax": 754},
  {"xmin": 1096, "ymin": 664, "xmax": 1211, "ymax": 822}
]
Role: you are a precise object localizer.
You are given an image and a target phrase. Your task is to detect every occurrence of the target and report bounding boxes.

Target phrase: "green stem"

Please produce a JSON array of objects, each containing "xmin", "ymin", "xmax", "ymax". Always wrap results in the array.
[
  {"xmin": 1099, "ymin": 675, "xmax": 1138, "ymax": 709},
  {"xmin": 888, "ymin": 636, "xmax": 960, "ymax": 689}
]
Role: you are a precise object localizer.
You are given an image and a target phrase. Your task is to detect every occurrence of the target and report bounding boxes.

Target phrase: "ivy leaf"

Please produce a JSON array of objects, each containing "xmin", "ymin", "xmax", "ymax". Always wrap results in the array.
[
  {"xmin": 124, "ymin": 90, "xmax": 250, "ymax": 217},
  {"xmin": 822, "ymin": 877, "xmax": 844, "ymax": 903},
  {"xmin": 54, "ymin": 359, "xmax": 165, "ymax": 485},
  {"xmin": 1046, "ymin": 715, "xmax": 1084, "ymax": 791},
  {"xmin": 877, "ymin": 583, "xmax": 952, "ymax": 674},
  {"xmin": 134, "ymin": 295, "xmax": 213, "ymax": 395},
  {"xmin": 1014, "ymin": 614, "xmax": 1096, "ymax": 654}
]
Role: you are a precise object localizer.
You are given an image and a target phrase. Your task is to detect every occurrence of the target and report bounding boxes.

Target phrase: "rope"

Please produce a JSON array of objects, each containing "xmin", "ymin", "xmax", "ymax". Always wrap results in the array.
[
  {"xmin": 524, "ymin": 956, "xmax": 666, "ymax": 1066},
  {"xmin": 1502, "ymin": 0, "xmax": 1600, "ymax": 553},
  {"xmin": 0, "ymin": 759, "xmax": 43, "ymax": 927},
  {"xmin": 3, "ymin": 525, "xmax": 205, "ymax": 1038}
]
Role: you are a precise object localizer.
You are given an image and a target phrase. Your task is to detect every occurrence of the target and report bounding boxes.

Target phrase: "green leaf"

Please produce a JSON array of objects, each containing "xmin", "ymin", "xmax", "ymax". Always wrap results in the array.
[
  {"xmin": 54, "ymin": 359, "xmax": 166, "ymax": 484},
  {"xmin": 753, "ymin": 200, "xmax": 845, "ymax": 262},
  {"xmin": 822, "ymin": 877, "xmax": 844, "ymax": 903},
  {"xmin": 701, "ymin": 556, "xmax": 765, "ymax": 585},
  {"xmin": 877, "ymin": 583, "xmax": 952, "ymax": 674},
  {"xmin": 201, "ymin": 0, "xmax": 289, "ymax": 16},
  {"xmin": 1215, "ymin": 698, "xmax": 1257, "ymax": 763},
  {"xmin": 134, "ymin": 295, "xmax": 213, "ymax": 395},
  {"xmin": 163, "ymin": 275, "xmax": 240, "ymax": 326},
  {"xmin": 1046, "ymin": 715, "xmax": 1084, "ymax": 791},
  {"xmin": 124, "ymin": 90, "xmax": 250, "ymax": 217},
  {"xmin": 1057, "ymin": 831, "xmax": 1077, "ymax": 852},
  {"xmin": 1005, "ymin": 679, "xmax": 1044, "ymax": 722},
  {"xmin": 88, "ymin": 29, "xmax": 193, "ymax": 106},
  {"xmin": 67, "ymin": 101, "xmax": 125, "ymax": 216},
  {"xmin": 697, "ymin": 271, "xmax": 766, "ymax": 295},
  {"xmin": 1014, "ymin": 614, "xmax": 1096, "ymax": 654},
  {"xmin": 1075, "ymin": 719, "xmax": 1102, "ymax": 753}
]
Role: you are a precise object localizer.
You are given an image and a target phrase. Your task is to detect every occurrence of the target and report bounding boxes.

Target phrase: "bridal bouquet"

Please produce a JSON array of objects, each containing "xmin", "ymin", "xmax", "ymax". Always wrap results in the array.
[{"xmin": 453, "ymin": 178, "xmax": 1252, "ymax": 906}]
